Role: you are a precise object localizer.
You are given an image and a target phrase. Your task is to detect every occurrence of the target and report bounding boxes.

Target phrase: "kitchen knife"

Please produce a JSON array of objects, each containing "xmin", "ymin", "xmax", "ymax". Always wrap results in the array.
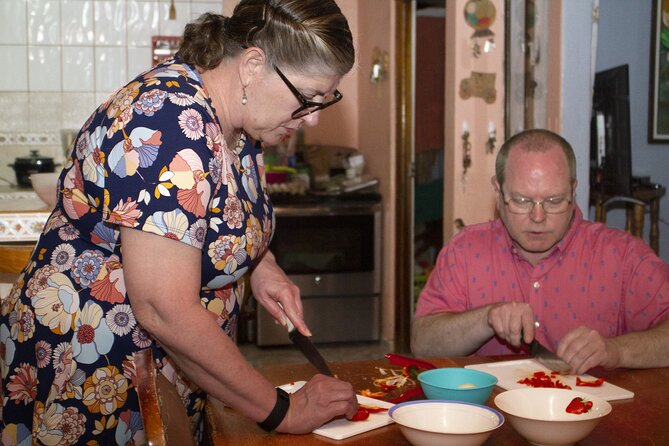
[
  {"xmin": 528, "ymin": 339, "xmax": 572, "ymax": 375},
  {"xmin": 281, "ymin": 309, "xmax": 333, "ymax": 377},
  {"xmin": 288, "ymin": 328, "xmax": 334, "ymax": 377}
]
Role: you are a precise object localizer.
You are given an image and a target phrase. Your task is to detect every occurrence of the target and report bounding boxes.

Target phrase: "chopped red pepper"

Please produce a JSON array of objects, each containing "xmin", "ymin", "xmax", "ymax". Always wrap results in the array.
[
  {"xmin": 566, "ymin": 397, "xmax": 593, "ymax": 414},
  {"xmin": 351, "ymin": 404, "xmax": 388, "ymax": 422},
  {"xmin": 359, "ymin": 389, "xmax": 387, "ymax": 399},
  {"xmin": 359, "ymin": 404, "xmax": 387, "ymax": 414},
  {"xmin": 351, "ymin": 408, "xmax": 370, "ymax": 421},
  {"xmin": 576, "ymin": 376, "xmax": 605, "ymax": 387},
  {"xmin": 517, "ymin": 371, "xmax": 572, "ymax": 389},
  {"xmin": 375, "ymin": 382, "xmax": 398, "ymax": 391}
]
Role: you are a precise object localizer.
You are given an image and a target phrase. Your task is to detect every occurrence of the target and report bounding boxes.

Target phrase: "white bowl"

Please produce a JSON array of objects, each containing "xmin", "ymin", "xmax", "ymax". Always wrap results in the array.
[
  {"xmin": 388, "ymin": 400, "xmax": 504, "ymax": 446},
  {"xmin": 30, "ymin": 172, "xmax": 60, "ymax": 207},
  {"xmin": 494, "ymin": 388, "xmax": 612, "ymax": 446}
]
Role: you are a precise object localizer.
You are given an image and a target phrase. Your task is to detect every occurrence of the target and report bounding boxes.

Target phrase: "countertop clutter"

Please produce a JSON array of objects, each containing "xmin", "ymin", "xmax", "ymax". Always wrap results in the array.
[{"xmin": 0, "ymin": 186, "xmax": 51, "ymax": 242}]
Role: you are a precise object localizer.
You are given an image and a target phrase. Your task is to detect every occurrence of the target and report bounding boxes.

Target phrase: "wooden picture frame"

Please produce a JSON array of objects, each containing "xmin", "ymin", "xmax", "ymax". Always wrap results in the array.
[{"xmin": 649, "ymin": 0, "xmax": 669, "ymax": 143}]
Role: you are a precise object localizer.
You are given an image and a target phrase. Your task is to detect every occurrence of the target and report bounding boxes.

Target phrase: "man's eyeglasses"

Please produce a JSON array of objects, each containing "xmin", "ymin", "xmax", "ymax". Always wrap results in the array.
[
  {"xmin": 274, "ymin": 65, "xmax": 343, "ymax": 119},
  {"xmin": 500, "ymin": 190, "xmax": 573, "ymax": 214}
]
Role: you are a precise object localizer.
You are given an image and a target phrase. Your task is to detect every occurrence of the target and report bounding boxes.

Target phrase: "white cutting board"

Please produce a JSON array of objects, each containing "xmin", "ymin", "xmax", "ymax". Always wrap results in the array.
[
  {"xmin": 466, "ymin": 359, "xmax": 634, "ymax": 401},
  {"xmin": 279, "ymin": 381, "xmax": 395, "ymax": 440}
]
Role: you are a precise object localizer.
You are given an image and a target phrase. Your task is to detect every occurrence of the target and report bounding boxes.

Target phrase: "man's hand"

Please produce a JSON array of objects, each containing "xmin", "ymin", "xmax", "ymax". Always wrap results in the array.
[
  {"xmin": 557, "ymin": 326, "xmax": 621, "ymax": 375},
  {"xmin": 486, "ymin": 302, "xmax": 537, "ymax": 348}
]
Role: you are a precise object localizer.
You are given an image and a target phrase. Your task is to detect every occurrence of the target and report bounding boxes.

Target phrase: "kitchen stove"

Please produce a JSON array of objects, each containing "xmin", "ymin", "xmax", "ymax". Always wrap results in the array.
[{"xmin": 255, "ymin": 191, "xmax": 382, "ymax": 346}]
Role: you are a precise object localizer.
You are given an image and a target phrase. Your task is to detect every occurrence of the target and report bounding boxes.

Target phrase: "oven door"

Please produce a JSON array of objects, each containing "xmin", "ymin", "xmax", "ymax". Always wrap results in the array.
[
  {"xmin": 256, "ymin": 204, "xmax": 382, "ymax": 345},
  {"xmin": 270, "ymin": 206, "xmax": 380, "ymax": 293}
]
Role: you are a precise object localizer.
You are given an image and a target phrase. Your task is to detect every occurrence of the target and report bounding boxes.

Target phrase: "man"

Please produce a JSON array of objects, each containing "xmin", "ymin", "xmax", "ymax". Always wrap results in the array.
[{"xmin": 412, "ymin": 129, "xmax": 669, "ymax": 375}]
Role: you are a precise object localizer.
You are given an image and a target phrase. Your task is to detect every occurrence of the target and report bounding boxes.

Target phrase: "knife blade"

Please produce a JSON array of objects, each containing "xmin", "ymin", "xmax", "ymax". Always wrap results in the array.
[
  {"xmin": 288, "ymin": 328, "xmax": 334, "ymax": 377},
  {"xmin": 280, "ymin": 307, "xmax": 333, "ymax": 377},
  {"xmin": 528, "ymin": 338, "xmax": 572, "ymax": 374}
]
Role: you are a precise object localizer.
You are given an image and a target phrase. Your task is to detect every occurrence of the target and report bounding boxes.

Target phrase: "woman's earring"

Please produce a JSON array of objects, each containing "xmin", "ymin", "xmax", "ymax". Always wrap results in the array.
[{"xmin": 241, "ymin": 86, "xmax": 248, "ymax": 105}]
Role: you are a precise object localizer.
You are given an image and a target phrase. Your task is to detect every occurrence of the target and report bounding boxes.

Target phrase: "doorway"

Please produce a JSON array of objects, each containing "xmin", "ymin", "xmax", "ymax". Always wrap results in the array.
[
  {"xmin": 413, "ymin": 1, "xmax": 446, "ymax": 313},
  {"xmin": 393, "ymin": 0, "xmax": 446, "ymax": 352}
]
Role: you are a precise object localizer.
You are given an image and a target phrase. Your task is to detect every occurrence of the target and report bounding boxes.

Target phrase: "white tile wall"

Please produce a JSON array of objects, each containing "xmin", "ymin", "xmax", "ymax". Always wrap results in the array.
[
  {"xmin": 62, "ymin": 46, "xmax": 95, "ymax": 91},
  {"xmin": 0, "ymin": 0, "xmax": 225, "ymax": 186},
  {"xmin": 0, "ymin": 46, "xmax": 28, "ymax": 91},
  {"xmin": 61, "ymin": 1, "xmax": 95, "ymax": 46},
  {"xmin": 0, "ymin": 0, "xmax": 28, "ymax": 45},
  {"xmin": 28, "ymin": 46, "xmax": 62, "ymax": 91},
  {"xmin": 95, "ymin": 1, "xmax": 127, "ymax": 46},
  {"xmin": 28, "ymin": 0, "xmax": 62, "ymax": 45}
]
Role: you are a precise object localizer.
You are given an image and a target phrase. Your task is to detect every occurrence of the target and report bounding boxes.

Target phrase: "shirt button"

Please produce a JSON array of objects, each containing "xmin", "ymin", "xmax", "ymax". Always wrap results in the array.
[{"xmin": 533, "ymin": 281, "xmax": 540, "ymax": 289}]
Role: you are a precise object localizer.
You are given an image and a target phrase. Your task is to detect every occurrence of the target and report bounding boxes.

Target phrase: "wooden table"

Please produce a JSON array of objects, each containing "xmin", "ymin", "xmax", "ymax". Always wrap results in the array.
[{"xmin": 204, "ymin": 356, "xmax": 669, "ymax": 445}]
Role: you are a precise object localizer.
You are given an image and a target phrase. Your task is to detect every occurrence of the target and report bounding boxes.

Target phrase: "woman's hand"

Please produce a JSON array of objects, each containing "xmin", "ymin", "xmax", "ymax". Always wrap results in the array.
[
  {"xmin": 250, "ymin": 250, "xmax": 311, "ymax": 336},
  {"xmin": 276, "ymin": 375, "xmax": 358, "ymax": 434}
]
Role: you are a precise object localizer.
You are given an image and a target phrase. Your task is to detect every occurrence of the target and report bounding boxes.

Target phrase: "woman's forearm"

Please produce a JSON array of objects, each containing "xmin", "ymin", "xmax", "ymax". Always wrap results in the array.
[{"xmin": 138, "ymin": 298, "xmax": 276, "ymax": 422}]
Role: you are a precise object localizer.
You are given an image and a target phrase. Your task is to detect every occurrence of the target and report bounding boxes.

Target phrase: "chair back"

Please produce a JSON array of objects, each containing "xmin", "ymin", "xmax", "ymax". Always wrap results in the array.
[{"xmin": 135, "ymin": 348, "xmax": 195, "ymax": 446}]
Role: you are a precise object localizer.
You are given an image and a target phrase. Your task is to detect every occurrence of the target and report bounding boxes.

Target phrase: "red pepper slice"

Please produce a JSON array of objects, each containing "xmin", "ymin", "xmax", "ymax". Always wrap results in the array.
[
  {"xmin": 576, "ymin": 377, "xmax": 605, "ymax": 387},
  {"xmin": 359, "ymin": 404, "xmax": 388, "ymax": 414},
  {"xmin": 351, "ymin": 408, "xmax": 370, "ymax": 421},
  {"xmin": 359, "ymin": 388, "xmax": 387, "ymax": 399},
  {"xmin": 565, "ymin": 397, "xmax": 593, "ymax": 414},
  {"xmin": 389, "ymin": 386, "xmax": 425, "ymax": 404},
  {"xmin": 384, "ymin": 353, "xmax": 437, "ymax": 370}
]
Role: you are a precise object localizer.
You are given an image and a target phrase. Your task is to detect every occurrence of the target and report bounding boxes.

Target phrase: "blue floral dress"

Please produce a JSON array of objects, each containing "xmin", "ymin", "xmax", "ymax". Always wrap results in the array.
[{"xmin": 0, "ymin": 56, "xmax": 274, "ymax": 445}]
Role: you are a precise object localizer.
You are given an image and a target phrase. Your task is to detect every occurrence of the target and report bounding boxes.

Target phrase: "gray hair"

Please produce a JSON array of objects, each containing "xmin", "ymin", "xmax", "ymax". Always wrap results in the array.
[{"xmin": 179, "ymin": 0, "xmax": 354, "ymax": 76}]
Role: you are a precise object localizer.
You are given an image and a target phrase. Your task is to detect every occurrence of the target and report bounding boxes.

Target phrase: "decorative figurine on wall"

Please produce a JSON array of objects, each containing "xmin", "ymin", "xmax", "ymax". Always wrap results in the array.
[
  {"xmin": 459, "ymin": 72, "xmax": 497, "ymax": 104},
  {"xmin": 464, "ymin": 0, "xmax": 497, "ymax": 57}
]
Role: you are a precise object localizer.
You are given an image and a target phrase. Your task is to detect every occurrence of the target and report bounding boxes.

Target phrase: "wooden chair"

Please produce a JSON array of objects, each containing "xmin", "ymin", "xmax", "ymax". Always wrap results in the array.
[
  {"xmin": 0, "ymin": 243, "xmax": 34, "ymax": 274},
  {"xmin": 135, "ymin": 348, "xmax": 196, "ymax": 446},
  {"xmin": 590, "ymin": 183, "xmax": 666, "ymax": 254}
]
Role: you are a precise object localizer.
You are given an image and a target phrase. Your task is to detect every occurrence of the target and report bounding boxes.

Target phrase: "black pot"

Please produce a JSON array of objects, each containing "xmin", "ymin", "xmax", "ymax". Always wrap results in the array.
[{"xmin": 9, "ymin": 150, "xmax": 56, "ymax": 188}]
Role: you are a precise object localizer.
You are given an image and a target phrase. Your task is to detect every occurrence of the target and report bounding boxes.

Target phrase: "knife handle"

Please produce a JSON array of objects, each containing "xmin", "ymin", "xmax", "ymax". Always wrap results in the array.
[{"xmin": 277, "ymin": 302, "xmax": 295, "ymax": 332}]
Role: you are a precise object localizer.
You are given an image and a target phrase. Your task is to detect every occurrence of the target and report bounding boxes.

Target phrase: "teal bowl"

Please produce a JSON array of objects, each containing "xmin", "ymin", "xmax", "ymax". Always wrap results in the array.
[{"xmin": 418, "ymin": 368, "xmax": 498, "ymax": 405}]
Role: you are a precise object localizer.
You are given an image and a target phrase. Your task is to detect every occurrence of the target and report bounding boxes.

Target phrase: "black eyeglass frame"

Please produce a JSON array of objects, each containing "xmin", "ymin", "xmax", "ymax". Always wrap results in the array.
[
  {"xmin": 274, "ymin": 65, "xmax": 343, "ymax": 119},
  {"xmin": 499, "ymin": 189, "xmax": 574, "ymax": 215}
]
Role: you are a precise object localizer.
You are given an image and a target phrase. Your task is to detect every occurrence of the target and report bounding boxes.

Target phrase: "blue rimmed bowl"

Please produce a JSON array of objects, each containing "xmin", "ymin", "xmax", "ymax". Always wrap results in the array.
[{"xmin": 388, "ymin": 399, "xmax": 504, "ymax": 446}]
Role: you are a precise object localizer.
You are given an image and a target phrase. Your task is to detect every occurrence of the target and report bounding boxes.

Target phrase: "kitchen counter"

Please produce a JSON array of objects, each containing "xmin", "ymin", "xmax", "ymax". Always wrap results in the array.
[{"xmin": 0, "ymin": 185, "xmax": 51, "ymax": 242}]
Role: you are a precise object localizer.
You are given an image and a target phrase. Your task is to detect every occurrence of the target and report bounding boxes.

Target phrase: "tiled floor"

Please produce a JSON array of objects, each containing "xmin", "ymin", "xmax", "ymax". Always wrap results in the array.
[{"xmin": 237, "ymin": 340, "xmax": 394, "ymax": 369}]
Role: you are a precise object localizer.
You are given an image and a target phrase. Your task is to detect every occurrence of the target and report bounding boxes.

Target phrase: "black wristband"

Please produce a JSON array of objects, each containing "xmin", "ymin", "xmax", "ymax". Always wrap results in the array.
[{"xmin": 257, "ymin": 387, "xmax": 290, "ymax": 432}]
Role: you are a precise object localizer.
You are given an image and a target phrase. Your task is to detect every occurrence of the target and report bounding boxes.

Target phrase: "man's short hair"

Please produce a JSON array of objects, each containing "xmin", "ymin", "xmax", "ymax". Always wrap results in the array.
[{"xmin": 495, "ymin": 129, "xmax": 577, "ymax": 188}]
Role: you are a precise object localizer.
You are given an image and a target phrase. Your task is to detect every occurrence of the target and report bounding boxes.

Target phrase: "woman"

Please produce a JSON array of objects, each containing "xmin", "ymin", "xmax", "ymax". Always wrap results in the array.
[{"xmin": 0, "ymin": 1, "xmax": 357, "ymax": 444}]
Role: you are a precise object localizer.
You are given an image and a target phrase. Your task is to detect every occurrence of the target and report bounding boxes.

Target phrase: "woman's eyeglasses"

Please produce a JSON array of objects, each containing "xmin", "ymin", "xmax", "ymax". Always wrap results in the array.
[{"xmin": 274, "ymin": 65, "xmax": 343, "ymax": 119}]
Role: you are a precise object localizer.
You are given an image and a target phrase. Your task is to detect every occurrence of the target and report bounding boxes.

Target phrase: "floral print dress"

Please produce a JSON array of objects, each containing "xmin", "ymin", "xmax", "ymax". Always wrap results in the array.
[{"xmin": 0, "ymin": 56, "xmax": 274, "ymax": 445}]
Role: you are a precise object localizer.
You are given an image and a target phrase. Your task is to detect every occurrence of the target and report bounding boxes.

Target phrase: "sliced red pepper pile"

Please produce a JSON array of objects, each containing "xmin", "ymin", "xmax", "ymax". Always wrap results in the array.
[
  {"xmin": 357, "ymin": 354, "xmax": 437, "ymax": 403},
  {"xmin": 565, "ymin": 397, "xmax": 593, "ymax": 414},
  {"xmin": 517, "ymin": 371, "xmax": 572, "ymax": 389},
  {"xmin": 576, "ymin": 376, "xmax": 605, "ymax": 387}
]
